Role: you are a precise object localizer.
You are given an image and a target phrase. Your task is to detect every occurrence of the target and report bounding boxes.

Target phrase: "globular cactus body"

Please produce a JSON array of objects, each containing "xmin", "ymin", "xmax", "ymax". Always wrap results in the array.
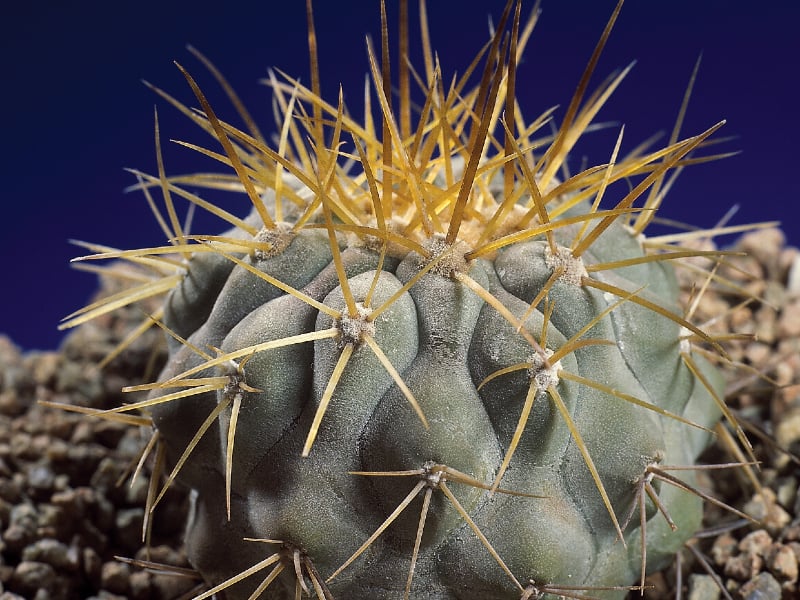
[
  {"xmin": 155, "ymin": 198, "xmax": 722, "ymax": 599},
  {"xmin": 62, "ymin": 1, "xmax": 745, "ymax": 598}
]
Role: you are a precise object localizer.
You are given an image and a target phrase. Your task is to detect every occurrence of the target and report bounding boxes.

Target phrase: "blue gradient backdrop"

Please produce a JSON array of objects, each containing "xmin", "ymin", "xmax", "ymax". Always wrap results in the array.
[{"xmin": 3, "ymin": 1, "xmax": 799, "ymax": 351}]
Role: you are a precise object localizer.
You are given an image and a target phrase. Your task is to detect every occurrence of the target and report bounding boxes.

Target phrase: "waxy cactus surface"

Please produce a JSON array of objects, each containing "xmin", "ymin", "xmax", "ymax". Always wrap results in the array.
[
  {"xmin": 61, "ymin": 1, "xmax": 752, "ymax": 598},
  {"xmin": 156, "ymin": 203, "xmax": 724, "ymax": 600}
]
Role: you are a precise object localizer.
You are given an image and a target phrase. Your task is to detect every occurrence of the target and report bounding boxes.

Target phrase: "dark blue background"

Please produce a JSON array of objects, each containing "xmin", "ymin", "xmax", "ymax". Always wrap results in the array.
[{"xmin": 3, "ymin": 1, "xmax": 799, "ymax": 351}]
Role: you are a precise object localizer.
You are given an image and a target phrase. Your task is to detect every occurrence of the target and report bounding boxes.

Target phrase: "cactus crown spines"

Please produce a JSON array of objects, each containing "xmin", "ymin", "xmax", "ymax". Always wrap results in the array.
[{"xmin": 56, "ymin": 0, "xmax": 758, "ymax": 598}]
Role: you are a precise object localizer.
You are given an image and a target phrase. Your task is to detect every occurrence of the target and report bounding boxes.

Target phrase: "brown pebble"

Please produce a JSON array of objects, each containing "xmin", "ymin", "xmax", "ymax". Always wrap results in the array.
[
  {"xmin": 0, "ymin": 477, "xmax": 22, "ymax": 503},
  {"xmin": 91, "ymin": 457, "xmax": 132, "ymax": 495},
  {"xmin": 745, "ymin": 341, "xmax": 772, "ymax": 366},
  {"xmin": 22, "ymin": 538, "xmax": 80, "ymax": 573},
  {"xmin": 83, "ymin": 546, "xmax": 103, "ymax": 584},
  {"xmin": 0, "ymin": 335, "xmax": 22, "ymax": 365},
  {"xmin": 134, "ymin": 544, "xmax": 188, "ymax": 567},
  {"xmin": 754, "ymin": 308, "xmax": 778, "ymax": 344},
  {"xmin": 788, "ymin": 541, "xmax": 800, "ymax": 562},
  {"xmin": 10, "ymin": 561, "xmax": 56, "ymax": 595},
  {"xmin": 730, "ymin": 305, "xmax": 755, "ymax": 330},
  {"xmin": 687, "ymin": 573, "xmax": 721, "ymax": 600},
  {"xmin": 780, "ymin": 383, "xmax": 800, "ymax": 410},
  {"xmin": 738, "ymin": 571, "xmax": 782, "ymax": 600},
  {"xmin": 779, "ymin": 297, "xmax": 800, "ymax": 338},
  {"xmin": 0, "ymin": 563, "xmax": 15, "ymax": 584},
  {"xmin": 114, "ymin": 508, "xmax": 145, "ymax": 554},
  {"xmin": 740, "ymin": 228, "xmax": 785, "ymax": 266},
  {"xmin": 725, "ymin": 551, "xmax": 764, "ymax": 581},
  {"xmin": 29, "ymin": 352, "xmax": 61, "ymax": 387},
  {"xmin": 712, "ymin": 532, "xmax": 738, "ymax": 566},
  {"xmin": 0, "ymin": 391, "xmax": 29, "ymax": 417},
  {"xmin": 10, "ymin": 432, "xmax": 36, "ymax": 461},
  {"xmin": 100, "ymin": 561, "xmax": 130, "ymax": 595},
  {"xmin": 90, "ymin": 592, "xmax": 128, "ymax": 600},
  {"xmin": 128, "ymin": 570, "xmax": 152, "ymax": 600},
  {"xmin": 91, "ymin": 420, "xmax": 127, "ymax": 449},
  {"xmin": 744, "ymin": 489, "xmax": 792, "ymax": 532},
  {"xmin": 45, "ymin": 439, "xmax": 71, "ymax": 464},
  {"xmin": 775, "ymin": 478, "xmax": 797, "ymax": 509},
  {"xmin": 775, "ymin": 408, "xmax": 800, "ymax": 447},
  {"xmin": 766, "ymin": 543, "xmax": 798, "ymax": 583},
  {"xmin": 70, "ymin": 420, "xmax": 94, "ymax": 445},
  {"xmin": 0, "ymin": 496, "xmax": 11, "ymax": 527},
  {"xmin": 150, "ymin": 572, "xmax": 198, "ymax": 600},
  {"xmin": 125, "ymin": 472, "xmax": 149, "ymax": 505},
  {"xmin": 2, "ymin": 525, "xmax": 32, "ymax": 553},
  {"xmin": 787, "ymin": 251, "xmax": 800, "ymax": 293},
  {"xmin": 739, "ymin": 529, "xmax": 773, "ymax": 556},
  {"xmin": 4, "ymin": 504, "xmax": 38, "ymax": 552}
]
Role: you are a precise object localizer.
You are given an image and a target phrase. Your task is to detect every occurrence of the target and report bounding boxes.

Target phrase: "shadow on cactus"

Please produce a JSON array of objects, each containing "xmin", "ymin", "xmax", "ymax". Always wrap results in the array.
[{"xmin": 54, "ymin": 0, "xmax": 766, "ymax": 598}]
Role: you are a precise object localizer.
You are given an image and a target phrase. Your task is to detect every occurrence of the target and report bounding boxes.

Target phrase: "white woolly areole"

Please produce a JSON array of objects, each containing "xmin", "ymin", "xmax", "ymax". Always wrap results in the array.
[
  {"xmin": 422, "ymin": 234, "xmax": 471, "ymax": 277},
  {"xmin": 253, "ymin": 222, "xmax": 295, "ymax": 261},
  {"xmin": 528, "ymin": 348, "xmax": 563, "ymax": 392},
  {"xmin": 544, "ymin": 244, "xmax": 588, "ymax": 286},
  {"xmin": 336, "ymin": 302, "xmax": 376, "ymax": 348},
  {"xmin": 422, "ymin": 461, "xmax": 444, "ymax": 488}
]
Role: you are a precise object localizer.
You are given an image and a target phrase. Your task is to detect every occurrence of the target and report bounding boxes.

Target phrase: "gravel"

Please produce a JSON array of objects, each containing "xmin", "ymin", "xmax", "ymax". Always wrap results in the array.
[{"xmin": 0, "ymin": 273, "xmax": 197, "ymax": 599}]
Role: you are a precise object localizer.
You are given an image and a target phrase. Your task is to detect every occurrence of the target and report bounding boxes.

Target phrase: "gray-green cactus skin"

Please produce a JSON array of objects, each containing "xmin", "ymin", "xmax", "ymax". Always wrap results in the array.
[{"xmin": 145, "ymin": 196, "xmax": 723, "ymax": 599}]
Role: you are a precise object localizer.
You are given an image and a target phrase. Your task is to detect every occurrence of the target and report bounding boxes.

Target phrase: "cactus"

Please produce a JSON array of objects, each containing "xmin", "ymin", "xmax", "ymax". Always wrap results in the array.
[{"xmin": 58, "ymin": 1, "xmax": 755, "ymax": 598}]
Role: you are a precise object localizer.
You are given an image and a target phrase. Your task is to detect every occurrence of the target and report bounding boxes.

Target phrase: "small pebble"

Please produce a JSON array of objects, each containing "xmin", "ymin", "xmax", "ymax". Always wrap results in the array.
[
  {"xmin": 114, "ymin": 508, "xmax": 144, "ymax": 553},
  {"xmin": 86, "ymin": 593, "xmax": 127, "ymax": 600},
  {"xmin": 766, "ymin": 543, "xmax": 798, "ymax": 583},
  {"xmin": 779, "ymin": 297, "xmax": 800, "ymax": 338},
  {"xmin": 83, "ymin": 546, "xmax": 103, "ymax": 584},
  {"xmin": 775, "ymin": 477, "xmax": 797, "ymax": 509},
  {"xmin": 744, "ymin": 490, "xmax": 792, "ymax": 532},
  {"xmin": 27, "ymin": 463, "xmax": 56, "ymax": 494},
  {"xmin": 100, "ymin": 561, "xmax": 130, "ymax": 595},
  {"xmin": 725, "ymin": 551, "xmax": 763, "ymax": 581},
  {"xmin": 21, "ymin": 538, "xmax": 79, "ymax": 572},
  {"xmin": 687, "ymin": 573, "xmax": 721, "ymax": 600},
  {"xmin": 738, "ymin": 572, "xmax": 782, "ymax": 600},
  {"xmin": 128, "ymin": 570, "xmax": 152, "ymax": 600},
  {"xmin": 787, "ymin": 252, "xmax": 800, "ymax": 293},
  {"xmin": 739, "ymin": 530, "xmax": 773, "ymax": 556},
  {"xmin": 10, "ymin": 561, "xmax": 56, "ymax": 595},
  {"xmin": 0, "ymin": 478, "xmax": 22, "ymax": 504},
  {"xmin": 712, "ymin": 532, "xmax": 738, "ymax": 566},
  {"xmin": 739, "ymin": 228, "xmax": 785, "ymax": 268}
]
